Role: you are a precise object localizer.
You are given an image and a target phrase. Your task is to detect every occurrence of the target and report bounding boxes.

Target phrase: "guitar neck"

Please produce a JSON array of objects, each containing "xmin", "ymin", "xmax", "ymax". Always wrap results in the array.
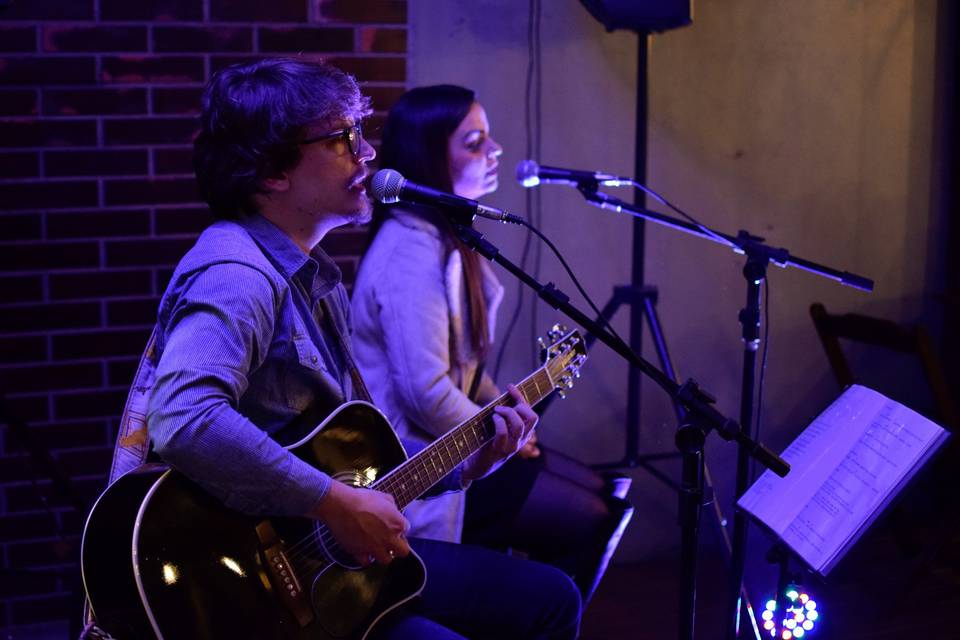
[{"xmin": 372, "ymin": 366, "xmax": 555, "ymax": 510}]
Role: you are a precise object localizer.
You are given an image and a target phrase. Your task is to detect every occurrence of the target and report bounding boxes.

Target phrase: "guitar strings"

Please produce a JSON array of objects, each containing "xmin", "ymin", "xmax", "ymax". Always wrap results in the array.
[{"xmin": 281, "ymin": 348, "xmax": 576, "ymax": 568}]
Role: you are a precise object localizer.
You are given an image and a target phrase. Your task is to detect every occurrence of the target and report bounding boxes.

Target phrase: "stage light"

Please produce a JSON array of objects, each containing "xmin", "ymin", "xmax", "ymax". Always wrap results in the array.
[{"xmin": 763, "ymin": 585, "xmax": 822, "ymax": 637}]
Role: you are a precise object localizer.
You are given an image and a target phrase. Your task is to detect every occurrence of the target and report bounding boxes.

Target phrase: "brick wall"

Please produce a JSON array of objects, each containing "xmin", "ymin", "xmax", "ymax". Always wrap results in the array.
[{"xmin": 0, "ymin": 0, "xmax": 407, "ymax": 631}]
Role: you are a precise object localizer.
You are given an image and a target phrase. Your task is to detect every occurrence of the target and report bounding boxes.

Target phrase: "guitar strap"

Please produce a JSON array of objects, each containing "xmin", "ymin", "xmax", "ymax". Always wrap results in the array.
[
  {"xmin": 318, "ymin": 296, "xmax": 374, "ymax": 405},
  {"xmin": 467, "ymin": 361, "xmax": 486, "ymax": 403}
]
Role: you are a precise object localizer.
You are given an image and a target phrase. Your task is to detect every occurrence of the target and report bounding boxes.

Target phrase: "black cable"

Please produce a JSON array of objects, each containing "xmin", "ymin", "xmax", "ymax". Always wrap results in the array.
[
  {"xmin": 529, "ymin": 0, "xmax": 544, "ymax": 369},
  {"xmin": 516, "ymin": 218, "xmax": 629, "ymax": 351},
  {"xmin": 495, "ymin": 0, "xmax": 541, "ymax": 379},
  {"xmin": 750, "ymin": 276, "xmax": 771, "ymax": 481}
]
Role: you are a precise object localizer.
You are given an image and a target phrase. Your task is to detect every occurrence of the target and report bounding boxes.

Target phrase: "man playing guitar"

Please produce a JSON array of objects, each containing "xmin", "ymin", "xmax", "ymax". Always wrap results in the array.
[{"xmin": 84, "ymin": 58, "xmax": 581, "ymax": 640}]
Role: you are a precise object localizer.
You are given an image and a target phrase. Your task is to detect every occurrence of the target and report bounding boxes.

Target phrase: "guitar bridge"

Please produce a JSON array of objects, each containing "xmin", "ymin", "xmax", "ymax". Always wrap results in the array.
[{"xmin": 256, "ymin": 520, "xmax": 314, "ymax": 628}]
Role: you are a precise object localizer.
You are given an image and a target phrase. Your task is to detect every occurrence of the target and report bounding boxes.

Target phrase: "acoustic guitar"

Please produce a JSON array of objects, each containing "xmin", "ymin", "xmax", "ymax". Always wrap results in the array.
[{"xmin": 81, "ymin": 326, "xmax": 586, "ymax": 639}]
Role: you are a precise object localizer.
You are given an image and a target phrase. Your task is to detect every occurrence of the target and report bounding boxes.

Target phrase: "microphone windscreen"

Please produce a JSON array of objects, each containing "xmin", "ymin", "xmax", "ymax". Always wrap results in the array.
[
  {"xmin": 371, "ymin": 169, "xmax": 404, "ymax": 203},
  {"xmin": 515, "ymin": 160, "xmax": 540, "ymax": 187}
]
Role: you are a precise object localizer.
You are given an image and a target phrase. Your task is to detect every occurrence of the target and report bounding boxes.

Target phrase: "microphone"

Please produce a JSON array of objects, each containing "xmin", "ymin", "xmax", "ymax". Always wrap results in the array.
[
  {"xmin": 371, "ymin": 169, "xmax": 522, "ymax": 225},
  {"xmin": 516, "ymin": 160, "xmax": 631, "ymax": 188}
]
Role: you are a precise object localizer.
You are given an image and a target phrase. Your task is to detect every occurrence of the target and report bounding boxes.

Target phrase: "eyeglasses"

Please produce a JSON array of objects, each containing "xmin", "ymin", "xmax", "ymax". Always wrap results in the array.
[{"xmin": 301, "ymin": 123, "xmax": 364, "ymax": 157}]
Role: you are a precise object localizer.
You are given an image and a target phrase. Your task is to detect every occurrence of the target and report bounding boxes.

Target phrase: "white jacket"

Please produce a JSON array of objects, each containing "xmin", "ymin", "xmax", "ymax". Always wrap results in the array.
[{"xmin": 351, "ymin": 210, "xmax": 504, "ymax": 542}]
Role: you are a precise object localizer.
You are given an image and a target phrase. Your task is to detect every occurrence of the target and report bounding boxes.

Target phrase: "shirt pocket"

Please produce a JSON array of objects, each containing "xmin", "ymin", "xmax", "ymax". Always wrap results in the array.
[
  {"xmin": 284, "ymin": 334, "xmax": 332, "ymax": 413},
  {"xmin": 293, "ymin": 334, "xmax": 326, "ymax": 372}
]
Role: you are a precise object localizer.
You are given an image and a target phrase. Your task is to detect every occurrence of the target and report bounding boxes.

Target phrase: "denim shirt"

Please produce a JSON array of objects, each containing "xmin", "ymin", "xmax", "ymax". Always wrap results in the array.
[
  {"xmin": 144, "ymin": 214, "xmax": 354, "ymax": 516},
  {"xmin": 110, "ymin": 213, "xmax": 462, "ymax": 520}
]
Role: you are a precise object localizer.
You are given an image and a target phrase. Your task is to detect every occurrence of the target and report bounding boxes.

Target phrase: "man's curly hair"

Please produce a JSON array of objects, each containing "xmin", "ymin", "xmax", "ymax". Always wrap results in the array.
[{"xmin": 193, "ymin": 58, "xmax": 372, "ymax": 219}]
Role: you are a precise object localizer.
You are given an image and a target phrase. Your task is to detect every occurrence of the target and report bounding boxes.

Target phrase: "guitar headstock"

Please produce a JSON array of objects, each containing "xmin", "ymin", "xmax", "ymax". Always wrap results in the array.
[{"xmin": 539, "ymin": 324, "xmax": 588, "ymax": 399}]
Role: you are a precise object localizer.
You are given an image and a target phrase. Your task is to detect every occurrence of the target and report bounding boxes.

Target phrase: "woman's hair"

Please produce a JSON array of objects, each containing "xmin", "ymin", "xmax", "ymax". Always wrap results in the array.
[
  {"xmin": 193, "ymin": 57, "xmax": 372, "ymax": 220},
  {"xmin": 372, "ymin": 85, "xmax": 492, "ymax": 364}
]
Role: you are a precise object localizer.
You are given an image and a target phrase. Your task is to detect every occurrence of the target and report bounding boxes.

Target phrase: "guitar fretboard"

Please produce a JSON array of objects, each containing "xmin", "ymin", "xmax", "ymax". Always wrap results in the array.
[{"xmin": 372, "ymin": 367, "xmax": 557, "ymax": 510}]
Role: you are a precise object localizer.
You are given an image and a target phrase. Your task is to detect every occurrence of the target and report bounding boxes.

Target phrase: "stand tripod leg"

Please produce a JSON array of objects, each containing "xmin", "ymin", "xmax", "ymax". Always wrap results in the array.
[{"xmin": 677, "ymin": 422, "xmax": 705, "ymax": 640}]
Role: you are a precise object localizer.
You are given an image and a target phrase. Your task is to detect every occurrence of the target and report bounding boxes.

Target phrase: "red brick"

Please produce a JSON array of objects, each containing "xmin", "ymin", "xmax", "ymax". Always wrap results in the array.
[
  {"xmin": 45, "ymin": 149, "xmax": 148, "ymax": 177},
  {"xmin": 104, "ymin": 236, "xmax": 196, "ymax": 267},
  {"xmin": 0, "ymin": 120, "xmax": 97, "ymax": 148},
  {"xmin": 0, "ymin": 151, "xmax": 40, "ymax": 178},
  {"xmin": 327, "ymin": 56, "xmax": 405, "ymax": 83},
  {"xmin": 0, "ymin": 301, "xmax": 101, "ymax": 333},
  {"xmin": 7, "ymin": 538, "xmax": 80, "ymax": 568},
  {"xmin": 0, "ymin": 362, "xmax": 103, "ymax": 394},
  {"xmin": 156, "ymin": 267, "xmax": 175, "ymax": 290},
  {"xmin": 0, "ymin": 56, "xmax": 97, "ymax": 86},
  {"xmin": 361, "ymin": 85, "xmax": 404, "ymax": 112},
  {"xmin": 358, "ymin": 27, "xmax": 406, "ymax": 53},
  {"xmin": 42, "ymin": 25, "xmax": 147, "ymax": 53},
  {"xmin": 107, "ymin": 298, "xmax": 160, "ymax": 328},
  {"xmin": 0, "ymin": 26, "xmax": 37, "ymax": 53},
  {"xmin": 2, "ymin": 0, "xmax": 94, "ymax": 20},
  {"xmin": 49, "ymin": 269, "xmax": 153, "ymax": 300},
  {"xmin": 47, "ymin": 209, "xmax": 151, "ymax": 240},
  {"xmin": 153, "ymin": 146, "xmax": 194, "ymax": 175},
  {"xmin": 101, "ymin": 56, "xmax": 205, "ymax": 85},
  {"xmin": 0, "ymin": 455, "xmax": 36, "ymax": 484},
  {"xmin": 2, "ymin": 395, "xmax": 50, "ymax": 423},
  {"xmin": 321, "ymin": 227, "xmax": 366, "ymax": 256},
  {"xmin": 155, "ymin": 205, "xmax": 214, "ymax": 235},
  {"xmin": 0, "ymin": 564, "xmax": 59, "ymax": 598},
  {"xmin": 101, "ymin": 0, "xmax": 203, "ymax": 22},
  {"xmin": 210, "ymin": 54, "xmax": 263, "ymax": 74},
  {"xmin": 0, "ymin": 241, "xmax": 99, "ymax": 271},
  {"xmin": 0, "ymin": 513, "xmax": 64, "ymax": 544},
  {"xmin": 103, "ymin": 117, "xmax": 198, "ymax": 146},
  {"xmin": 4, "ymin": 477, "xmax": 99, "ymax": 511},
  {"xmin": 58, "ymin": 447, "xmax": 115, "ymax": 477},
  {"xmin": 336, "ymin": 257, "xmax": 355, "ymax": 284},
  {"xmin": 107, "ymin": 357, "xmax": 140, "ymax": 385},
  {"xmin": 210, "ymin": 0, "xmax": 308, "ymax": 22},
  {"xmin": 317, "ymin": 0, "xmax": 406, "ymax": 24},
  {"xmin": 104, "ymin": 177, "xmax": 199, "ymax": 207},
  {"xmin": 0, "ymin": 335, "xmax": 47, "ymax": 363},
  {"xmin": 0, "ymin": 180, "xmax": 98, "ymax": 212},
  {"xmin": 152, "ymin": 86, "xmax": 203, "ymax": 115},
  {"xmin": 52, "ymin": 328, "xmax": 150, "ymax": 360},
  {"xmin": 43, "ymin": 87, "xmax": 147, "ymax": 116},
  {"xmin": 53, "ymin": 389, "xmax": 129, "ymax": 421},
  {"xmin": 0, "ymin": 212, "xmax": 42, "ymax": 240},
  {"xmin": 154, "ymin": 26, "xmax": 253, "ymax": 53},
  {"xmin": 0, "ymin": 274, "xmax": 44, "ymax": 303},
  {"xmin": 5, "ymin": 420, "xmax": 111, "ymax": 454},
  {"xmin": 0, "ymin": 90, "xmax": 39, "ymax": 116},
  {"xmin": 258, "ymin": 26, "xmax": 354, "ymax": 53}
]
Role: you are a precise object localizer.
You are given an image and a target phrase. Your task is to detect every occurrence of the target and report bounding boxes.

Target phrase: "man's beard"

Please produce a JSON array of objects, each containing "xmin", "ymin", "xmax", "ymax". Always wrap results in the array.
[{"xmin": 347, "ymin": 197, "xmax": 373, "ymax": 225}]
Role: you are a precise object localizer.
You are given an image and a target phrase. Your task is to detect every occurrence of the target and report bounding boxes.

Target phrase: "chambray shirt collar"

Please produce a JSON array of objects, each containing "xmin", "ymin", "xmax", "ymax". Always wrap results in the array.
[{"xmin": 238, "ymin": 213, "xmax": 342, "ymax": 300}]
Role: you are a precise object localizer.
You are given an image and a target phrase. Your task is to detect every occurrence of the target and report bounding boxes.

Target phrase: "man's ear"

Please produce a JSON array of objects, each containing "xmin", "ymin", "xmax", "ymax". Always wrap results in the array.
[{"xmin": 261, "ymin": 174, "xmax": 291, "ymax": 194}]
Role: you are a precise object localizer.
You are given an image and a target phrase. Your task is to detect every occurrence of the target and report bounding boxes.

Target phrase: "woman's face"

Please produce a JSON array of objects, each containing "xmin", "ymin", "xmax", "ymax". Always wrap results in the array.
[{"xmin": 448, "ymin": 102, "xmax": 503, "ymax": 200}]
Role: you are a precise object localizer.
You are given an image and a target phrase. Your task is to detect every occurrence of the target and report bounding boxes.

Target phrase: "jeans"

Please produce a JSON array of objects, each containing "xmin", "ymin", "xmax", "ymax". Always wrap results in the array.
[{"xmin": 369, "ymin": 538, "xmax": 582, "ymax": 639}]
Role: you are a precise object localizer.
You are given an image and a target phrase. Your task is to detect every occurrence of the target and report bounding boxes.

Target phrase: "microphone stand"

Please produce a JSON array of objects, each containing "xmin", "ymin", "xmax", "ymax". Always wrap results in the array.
[
  {"xmin": 568, "ymin": 186, "xmax": 874, "ymax": 639},
  {"xmin": 452, "ymin": 222, "xmax": 790, "ymax": 640}
]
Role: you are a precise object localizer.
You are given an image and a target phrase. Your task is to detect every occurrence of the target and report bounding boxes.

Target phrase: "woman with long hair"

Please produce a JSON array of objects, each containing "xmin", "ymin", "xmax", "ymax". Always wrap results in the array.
[{"xmin": 351, "ymin": 85, "xmax": 632, "ymax": 602}]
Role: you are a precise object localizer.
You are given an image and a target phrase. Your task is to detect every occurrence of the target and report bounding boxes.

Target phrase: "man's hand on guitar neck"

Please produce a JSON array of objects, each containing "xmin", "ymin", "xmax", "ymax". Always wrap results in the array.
[
  {"xmin": 461, "ymin": 384, "xmax": 539, "ymax": 484},
  {"xmin": 308, "ymin": 480, "xmax": 411, "ymax": 566}
]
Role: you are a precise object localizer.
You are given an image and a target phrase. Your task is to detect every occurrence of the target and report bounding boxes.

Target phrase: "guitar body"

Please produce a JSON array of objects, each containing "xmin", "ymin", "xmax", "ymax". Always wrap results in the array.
[{"xmin": 82, "ymin": 402, "xmax": 426, "ymax": 640}]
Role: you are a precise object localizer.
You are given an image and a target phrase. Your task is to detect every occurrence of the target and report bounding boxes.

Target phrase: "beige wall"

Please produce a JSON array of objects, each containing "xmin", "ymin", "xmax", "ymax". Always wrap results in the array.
[{"xmin": 410, "ymin": 1, "xmax": 943, "ymax": 560}]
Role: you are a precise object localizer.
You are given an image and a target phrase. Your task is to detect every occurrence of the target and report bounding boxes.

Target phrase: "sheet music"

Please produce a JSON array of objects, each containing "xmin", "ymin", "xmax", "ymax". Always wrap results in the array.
[{"xmin": 738, "ymin": 385, "xmax": 949, "ymax": 574}]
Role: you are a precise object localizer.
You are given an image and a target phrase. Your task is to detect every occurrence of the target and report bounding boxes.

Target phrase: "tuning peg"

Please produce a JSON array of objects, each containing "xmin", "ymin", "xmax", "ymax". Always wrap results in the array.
[
  {"xmin": 537, "ymin": 336, "xmax": 547, "ymax": 351},
  {"xmin": 547, "ymin": 323, "xmax": 567, "ymax": 342},
  {"xmin": 557, "ymin": 389, "xmax": 567, "ymax": 400}
]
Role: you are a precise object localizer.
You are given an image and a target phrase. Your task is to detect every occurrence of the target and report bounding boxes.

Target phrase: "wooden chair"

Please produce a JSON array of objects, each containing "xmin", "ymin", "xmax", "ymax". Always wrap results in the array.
[
  {"xmin": 809, "ymin": 302, "xmax": 960, "ymax": 589},
  {"xmin": 809, "ymin": 302, "xmax": 959, "ymax": 429}
]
